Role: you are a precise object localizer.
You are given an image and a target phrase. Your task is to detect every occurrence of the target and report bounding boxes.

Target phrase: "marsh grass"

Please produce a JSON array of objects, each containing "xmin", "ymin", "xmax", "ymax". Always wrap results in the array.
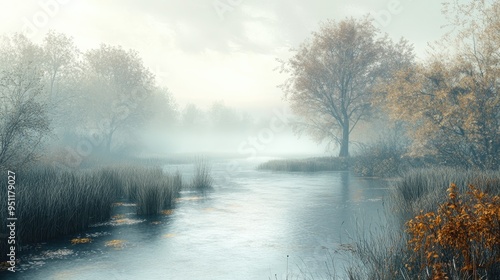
[
  {"xmin": 257, "ymin": 138, "xmax": 431, "ymax": 177},
  {"xmin": 258, "ymin": 157, "xmax": 349, "ymax": 172},
  {"xmin": 0, "ymin": 167, "xmax": 116, "ymax": 262},
  {"xmin": 135, "ymin": 168, "xmax": 183, "ymax": 215},
  {"xmin": 0, "ymin": 164, "xmax": 184, "ymax": 261},
  {"xmin": 341, "ymin": 209, "xmax": 412, "ymax": 280},
  {"xmin": 391, "ymin": 167, "xmax": 500, "ymax": 224},
  {"xmin": 191, "ymin": 159, "xmax": 213, "ymax": 190}
]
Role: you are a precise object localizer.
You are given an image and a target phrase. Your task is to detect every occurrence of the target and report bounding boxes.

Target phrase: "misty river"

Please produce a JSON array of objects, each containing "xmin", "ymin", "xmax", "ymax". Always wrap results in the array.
[{"xmin": 7, "ymin": 159, "xmax": 389, "ymax": 280}]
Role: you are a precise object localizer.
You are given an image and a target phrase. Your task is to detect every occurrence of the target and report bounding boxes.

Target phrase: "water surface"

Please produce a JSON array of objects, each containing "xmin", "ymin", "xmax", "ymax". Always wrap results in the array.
[{"xmin": 5, "ymin": 159, "xmax": 390, "ymax": 279}]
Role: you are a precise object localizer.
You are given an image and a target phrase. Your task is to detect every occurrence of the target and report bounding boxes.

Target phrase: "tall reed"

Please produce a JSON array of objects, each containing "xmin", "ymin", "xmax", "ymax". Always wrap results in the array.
[
  {"xmin": 0, "ymin": 164, "xmax": 184, "ymax": 261},
  {"xmin": 134, "ymin": 168, "xmax": 183, "ymax": 215},
  {"xmin": 0, "ymin": 167, "xmax": 117, "ymax": 252},
  {"xmin": 191, "ymin": 159, "xmax": 213, "ymax": 190}
]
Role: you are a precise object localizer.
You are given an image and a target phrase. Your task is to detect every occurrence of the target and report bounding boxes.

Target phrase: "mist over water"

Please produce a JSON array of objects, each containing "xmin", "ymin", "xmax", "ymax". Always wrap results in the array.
[
  {"xmin": 4, "ymin": 1, "xmax": 498, "ymax": 279},
  {"xmin": 140, "ymin": 128, "xmax": 327, "ymax": 159}
]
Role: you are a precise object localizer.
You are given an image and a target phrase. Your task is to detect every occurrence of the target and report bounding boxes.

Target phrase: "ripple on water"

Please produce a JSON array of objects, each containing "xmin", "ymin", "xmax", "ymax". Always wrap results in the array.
[
  {"xmin": 19, "ymin": 249, "xmax": 75, "ymax": 271},
  {"xmin": 90, "ymin": 218, "xmax": 145, "ymax": 227},
  {"xmin": 85, "ymin": 231, "xmax": 112, "ymax": 238},
  {"xmin": 41, "ymin": 249, "xmax": 74, "ymax": 259},
  {"xmin": 175, "ymin": 196, "xmax": 204, "ymax": 202}
]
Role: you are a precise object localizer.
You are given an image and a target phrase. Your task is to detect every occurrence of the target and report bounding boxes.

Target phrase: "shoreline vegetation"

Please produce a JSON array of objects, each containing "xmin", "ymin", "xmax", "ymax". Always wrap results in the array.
[
  {"xmin": 259, "ymin": 153, "xmax": 500, "ymax": 278},
  {"xmin": 257, "ymin": 150, "xmax": 500, "ymax": 279},
  {"xmin": 257, "ymin": 155, "xmax": 430, "ymax": 178},
  {"xmin": 344, "ymin": 168, "xmax": 500, "ymax": 279},
  {"xmin": 0, "ymin": 159, "xmax": 213, "ymax": 265},
  {"xmin": 257, "ymin": 135, "xmax": 431, "ymax": 178},
  {"xmin": 0, "ymin": 158, "xmax": 498, "ymax": 278}
]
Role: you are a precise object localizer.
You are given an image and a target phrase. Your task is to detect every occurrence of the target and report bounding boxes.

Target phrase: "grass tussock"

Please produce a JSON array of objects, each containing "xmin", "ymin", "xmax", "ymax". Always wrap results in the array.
[
  {"xmin": 191, "ymin": 159, "xmax": 213, "ymax": 190},
  {"xmin": 135, "ymin": 169, "xmax": 182, "ymax": 215}
]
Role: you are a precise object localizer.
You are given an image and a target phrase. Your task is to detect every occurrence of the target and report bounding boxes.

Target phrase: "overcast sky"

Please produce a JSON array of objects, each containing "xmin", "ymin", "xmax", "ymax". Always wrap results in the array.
[{"xmin": 1, "ymin": 0, "xmax": 449, "ymax": 112}]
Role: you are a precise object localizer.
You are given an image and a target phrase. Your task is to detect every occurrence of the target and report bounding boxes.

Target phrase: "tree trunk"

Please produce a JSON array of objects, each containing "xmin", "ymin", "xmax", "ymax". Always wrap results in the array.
[
  {"xmin": 106, "ymin": 131, "xmax": 114, "ymax": 154},
  {"xmin": 339, "ymin": 121, "xmax": 349, "ymax": 157}
]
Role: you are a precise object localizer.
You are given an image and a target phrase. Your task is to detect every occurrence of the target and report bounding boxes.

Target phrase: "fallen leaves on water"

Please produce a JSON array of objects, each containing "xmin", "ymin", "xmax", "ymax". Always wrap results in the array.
[{"xmin": 71, "ymin": 238, "xmax": 92, "ymax": 245}]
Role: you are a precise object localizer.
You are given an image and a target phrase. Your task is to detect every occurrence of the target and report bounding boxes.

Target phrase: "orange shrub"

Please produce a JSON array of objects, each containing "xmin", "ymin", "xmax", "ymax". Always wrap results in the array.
[{"xmin": 405, "ymin": 183, "xmax": 500, "ymax": 279}]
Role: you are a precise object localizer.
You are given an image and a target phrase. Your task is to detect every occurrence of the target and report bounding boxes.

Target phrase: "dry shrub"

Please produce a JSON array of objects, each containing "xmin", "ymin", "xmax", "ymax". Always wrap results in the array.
[{"xmin": 406, "ymin": 183, "xmax": 500, "ymax": 279}]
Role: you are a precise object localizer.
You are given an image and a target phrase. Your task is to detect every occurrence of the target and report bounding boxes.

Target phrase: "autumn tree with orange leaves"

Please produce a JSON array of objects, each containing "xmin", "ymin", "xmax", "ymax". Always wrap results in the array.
[{"xmin": 380, "ymin": 0, "xmax": 500, "ymax": 169}]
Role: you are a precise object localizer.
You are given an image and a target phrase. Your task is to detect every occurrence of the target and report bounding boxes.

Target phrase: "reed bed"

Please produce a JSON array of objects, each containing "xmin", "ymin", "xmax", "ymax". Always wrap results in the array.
[
  {"xmin": 191, "ymin": 159, "xmax": 213, "ymax": 190},
  {"xmin": 0, "ymin": 164, "xmax": 184, "ymax": 261},
  {"xmin": 134, "ymin": 168, "xmax": 183, "ymax": 215},
  {"xmin": 0, "ymin": 167, "xmax": 114, "ymax": 262},
  {"xmin": 391, "ymin": 167, "xmax": 500, "ymax": 223}
]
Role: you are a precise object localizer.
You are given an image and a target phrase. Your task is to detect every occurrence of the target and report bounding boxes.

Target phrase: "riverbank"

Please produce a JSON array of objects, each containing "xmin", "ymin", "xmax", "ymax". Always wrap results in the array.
[
  {"xmin": 0, "ymin": 164, "xmax": 184, "ymax": 264},
  {"xmin": 258, "ymin": 155, "xmax": 431, "ymax": 177},
  {"xmin": 345, "ymin": 168, "xmax": 500, "ymax": 279},
  {"xmin": 0, "ymin": 161, "xmax": 388, "ymax": 279}
]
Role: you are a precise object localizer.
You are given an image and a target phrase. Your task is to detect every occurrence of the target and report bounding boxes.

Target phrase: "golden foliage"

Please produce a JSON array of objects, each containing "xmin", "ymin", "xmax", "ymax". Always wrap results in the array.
[
  {"xmin": 406, "ymin": 183, "xmax": 500, "ymax": 278},
  {"xmin": 280, "ymin": 16, "xmax": 412, "ymax": 156},
  {"xmin": 379, "ymin": 0, "xmax": 500, "ymax": 169}
]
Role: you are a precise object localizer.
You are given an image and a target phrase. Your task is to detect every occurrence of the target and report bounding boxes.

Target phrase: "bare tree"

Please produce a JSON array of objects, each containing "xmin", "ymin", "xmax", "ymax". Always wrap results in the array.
[
  {"xmin": 40, "ymin": 31, "xmax": 83, "ymax": 136},
  {"xmin": 0, "ymin": 35, "xmax": 50, "ymax": 168},
  {"xmin": 42, "ymin": 30, "xmax": 79, "ymax": 101},
  {"xmin": 280, "ymin": 17, "xmax": 412, "ymax": 157},
  {"xmin": 80, "ymin": 44, "xmax": 155, "ymax": 153}
]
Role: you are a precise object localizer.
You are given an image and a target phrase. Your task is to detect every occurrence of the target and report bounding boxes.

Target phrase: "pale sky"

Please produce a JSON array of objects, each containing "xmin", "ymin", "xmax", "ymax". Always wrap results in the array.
[{"xmin": 1, "ymin": 0, "xmax": 449, "ymax": 111}]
